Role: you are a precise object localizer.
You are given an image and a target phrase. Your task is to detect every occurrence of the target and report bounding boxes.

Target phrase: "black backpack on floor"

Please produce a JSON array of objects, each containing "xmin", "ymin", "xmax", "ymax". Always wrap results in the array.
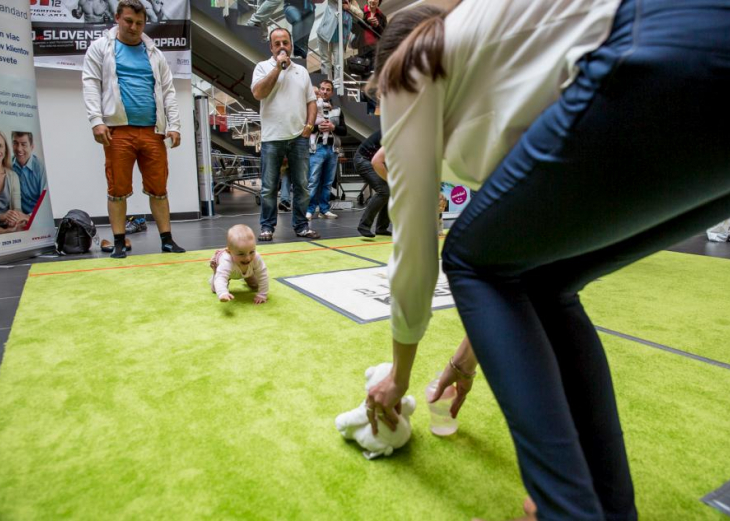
[{"xmin": 55, "ymin": 210, "xmax": 97, "ymax": 254}]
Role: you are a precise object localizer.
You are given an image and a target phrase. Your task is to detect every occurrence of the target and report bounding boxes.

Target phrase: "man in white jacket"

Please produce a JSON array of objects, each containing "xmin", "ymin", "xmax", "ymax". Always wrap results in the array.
[{"xmin": 82, "ymin": 0, "xmax": 185, "ymax": 258}]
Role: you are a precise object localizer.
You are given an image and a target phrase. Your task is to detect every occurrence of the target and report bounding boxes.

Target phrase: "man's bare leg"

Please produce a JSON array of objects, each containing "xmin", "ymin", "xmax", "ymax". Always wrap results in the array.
[
  {"xmin": 108, "ymin": 199, "xmax": 128, "ymax": 258},
  {"xmin": 149, "ymin": 196, "xmax": 170, "ymax": 233},
  {"xmin": 149, "ymin": 196, "xmax": 185, "ymax": 253}
]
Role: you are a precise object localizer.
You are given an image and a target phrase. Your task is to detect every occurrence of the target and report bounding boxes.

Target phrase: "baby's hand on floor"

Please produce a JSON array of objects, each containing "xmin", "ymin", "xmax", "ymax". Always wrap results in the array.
[
  {"xmin": 253, "ymin": 295, "xmax": 267, "ymax": 305},
  {"xmin": 219, "ymin": 293, "xmax": 235, "ymax": 302}
]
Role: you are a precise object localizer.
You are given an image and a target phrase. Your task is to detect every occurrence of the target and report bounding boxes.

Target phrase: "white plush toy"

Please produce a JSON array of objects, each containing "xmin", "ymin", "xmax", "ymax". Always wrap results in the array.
[{"xmin": 335, "ymin": 362, "xmax": 416, "ymax": 460}]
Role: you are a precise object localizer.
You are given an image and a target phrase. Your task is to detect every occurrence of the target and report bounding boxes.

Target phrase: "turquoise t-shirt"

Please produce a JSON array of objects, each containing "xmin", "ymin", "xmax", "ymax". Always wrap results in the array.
[{"xmin": 115, "ymin": 40, "xmax": 157, "ymax": 127}]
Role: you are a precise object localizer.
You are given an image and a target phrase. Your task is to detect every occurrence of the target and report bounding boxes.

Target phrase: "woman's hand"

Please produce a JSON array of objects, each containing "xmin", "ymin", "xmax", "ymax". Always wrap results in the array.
[
  {"xmin": 366, "ymin": 339, "xmax": 418, "ymax": 435},
  {"xmin": 429, "ymin": 361, "xmax": 474, "ymax": 419},
  {"xmin": 429, "ymin": 336, "xmax": 478, "ymax": 418},
  {"xmin": 366, "ymin": 373, "xmax": 406, "ymax": 435},
  {"xmin": 0, "ymin": 222, "xmax": 20, "ymax": 234},
  {"xmin": 2, "ymin": 210, "xmax": 25, "ymax": 227}
]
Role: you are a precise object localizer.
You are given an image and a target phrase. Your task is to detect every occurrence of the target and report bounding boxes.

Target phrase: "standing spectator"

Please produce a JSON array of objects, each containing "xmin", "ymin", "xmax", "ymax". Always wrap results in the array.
[
  {"xmin": 253, "ymin": 28, "xmax": 320, "ymax": 241},
  {"xmin": 317, "ymin": 0, "xmax": 353, "ymax": 82},
  {"xmin": 82, "ymin": 0, "xmax": 185, "ymax": 259},
  {"xmin": 11, "ymin": 132, "xmax": 48, "ymax": 217},
  {"xmin": 354, "ymin": 130, "xmax": 390, "ymax": 237},
  {"xmin": 306, "ymin": 79, "xmax": 347, "ymax": 220},
  {"xmin": 283, "ymin": 0, "xmax": 315, "ymax": 59},
  {"xmin": 245, "ymin": 0, "xmax": 283, "ymax": 28},
  {"xmin": 355, "ymin": 0, "xmax": 386, "ymax": 75},
  {"xmin": 365, "ymin": 1, "xmax": 730, "ymax": 520}
]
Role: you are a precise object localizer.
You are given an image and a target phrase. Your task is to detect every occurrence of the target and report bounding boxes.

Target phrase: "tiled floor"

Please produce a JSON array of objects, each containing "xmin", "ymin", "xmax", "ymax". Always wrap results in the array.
[{"xmin": 2, "ymin": 189, "xmax": 729, "ymax": 364}]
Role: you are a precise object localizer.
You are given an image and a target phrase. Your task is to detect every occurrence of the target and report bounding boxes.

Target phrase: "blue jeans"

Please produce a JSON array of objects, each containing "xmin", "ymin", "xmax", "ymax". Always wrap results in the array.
[
  {"xmin": 248, "ymin": 0, "xmax": 282, "ymax": 25},
  {"xmin": 280, "ymin": 169, "xmax": 292, "ymax": 204},
  {"xmin": 284, "ymin": 5, "xmax": 315, "ymax": 58},
  {"xmin": 307, "ymin": 143, "xmax": 338, "ymax": 215},
  {"xmin": 259, "ymin": 137, "xmax": 310, "ymax": 233},
  {"xmin": 441, "ymin": 0, "xmax": 730, "ymax": 519}
]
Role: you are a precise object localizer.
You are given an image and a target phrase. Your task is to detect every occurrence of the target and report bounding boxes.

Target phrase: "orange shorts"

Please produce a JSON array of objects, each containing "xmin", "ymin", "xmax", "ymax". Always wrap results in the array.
[{"xmin": 104, "ymin": 125, "xmax": 169, "ymax": 200}]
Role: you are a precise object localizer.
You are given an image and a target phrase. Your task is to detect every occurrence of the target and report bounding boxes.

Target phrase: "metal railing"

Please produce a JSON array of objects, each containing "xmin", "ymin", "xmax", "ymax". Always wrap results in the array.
[
  {"xmin": 214, "ymin": 0, "xmax": 380, "ymax": 102},
  {"xmin": 211, "ymin": 151, "xmax": 263, "ymax": 204}
]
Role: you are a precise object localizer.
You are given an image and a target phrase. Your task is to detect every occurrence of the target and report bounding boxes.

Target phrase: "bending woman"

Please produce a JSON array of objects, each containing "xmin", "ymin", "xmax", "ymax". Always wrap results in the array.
[{"xmin": 365, "ymin": 1, "xmax": 730, "ymax": 519}]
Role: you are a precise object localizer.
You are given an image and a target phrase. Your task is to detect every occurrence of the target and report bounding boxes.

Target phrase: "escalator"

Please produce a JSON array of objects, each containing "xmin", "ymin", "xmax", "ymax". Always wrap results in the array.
[{"xmin": 190, "ymin": 0, "xmax": 380, "ymax": 141}]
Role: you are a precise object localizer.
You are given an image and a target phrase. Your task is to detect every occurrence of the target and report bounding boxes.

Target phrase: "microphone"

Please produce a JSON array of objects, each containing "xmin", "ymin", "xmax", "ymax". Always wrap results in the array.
[{"xmin": 278, "ymin": 49, "xmax": 288, "ymax": 70}]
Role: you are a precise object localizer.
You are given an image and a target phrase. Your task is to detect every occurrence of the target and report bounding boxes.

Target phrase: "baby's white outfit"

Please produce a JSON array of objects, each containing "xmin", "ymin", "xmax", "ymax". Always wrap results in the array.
[{"xmin": 209, "ymin": 249, "xmax": 269, "ymax": 300}]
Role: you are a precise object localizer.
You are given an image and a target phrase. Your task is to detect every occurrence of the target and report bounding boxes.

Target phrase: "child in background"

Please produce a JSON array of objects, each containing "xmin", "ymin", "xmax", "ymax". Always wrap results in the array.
[
  {"xmin": 310, "ymin": 86, "xmax": 332, "ymax": 152},
  {"xmin": 210, "ymin": 224, "xmax": 269, "ymax": 304}
]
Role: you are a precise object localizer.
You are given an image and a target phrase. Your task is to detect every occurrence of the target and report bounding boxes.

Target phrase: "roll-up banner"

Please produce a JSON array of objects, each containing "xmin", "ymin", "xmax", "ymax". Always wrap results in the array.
[
  {"xmin": 30, "ymin": 0, "xmax": 191, "ymax": 78},
  {"xmin": 0, "ymin": 0, "xmax": 56, "ymax": 262}
]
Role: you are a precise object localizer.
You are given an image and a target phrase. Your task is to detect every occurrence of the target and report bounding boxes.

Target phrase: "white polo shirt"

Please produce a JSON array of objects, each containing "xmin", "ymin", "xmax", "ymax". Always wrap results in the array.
[{"xmin": 252, "ymin": 58, "xmax": 316, "ymax": 142}]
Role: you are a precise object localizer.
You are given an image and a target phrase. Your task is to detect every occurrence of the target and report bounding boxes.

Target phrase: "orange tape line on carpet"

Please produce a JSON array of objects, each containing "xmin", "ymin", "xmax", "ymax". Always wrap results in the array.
[{"xmin": 28, "ymin": 241, "xmax": 395, "ymax": 277}]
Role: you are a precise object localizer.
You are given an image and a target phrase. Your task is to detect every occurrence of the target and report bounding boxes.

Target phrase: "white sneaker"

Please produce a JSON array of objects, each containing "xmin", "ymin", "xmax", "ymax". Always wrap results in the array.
[
  {"xmin": 306, "ymin": 212, "xmax": 313, "ymax": 220},
  {"xmin": 319, "ymin": 211, "xmax": 338, "ymax": 219}
]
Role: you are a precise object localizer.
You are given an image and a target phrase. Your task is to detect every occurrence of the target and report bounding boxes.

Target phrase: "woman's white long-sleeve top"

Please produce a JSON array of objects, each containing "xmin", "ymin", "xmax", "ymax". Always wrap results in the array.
[{"xmin": 381, "ymin": 0, "xmax": 622, "ymax": 344}]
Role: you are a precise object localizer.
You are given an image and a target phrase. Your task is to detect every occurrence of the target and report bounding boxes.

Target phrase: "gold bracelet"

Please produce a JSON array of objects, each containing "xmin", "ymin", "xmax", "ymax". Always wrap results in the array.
[{"xmin": 449, "ymin": 357, "xmax": 477, "ymax": 380}]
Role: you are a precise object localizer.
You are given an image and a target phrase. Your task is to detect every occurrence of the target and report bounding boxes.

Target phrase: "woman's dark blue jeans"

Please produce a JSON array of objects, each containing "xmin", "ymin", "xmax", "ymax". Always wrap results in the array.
[{"xmin": 441, "ymin": 1, "xmax": 730, "ymax": 519}]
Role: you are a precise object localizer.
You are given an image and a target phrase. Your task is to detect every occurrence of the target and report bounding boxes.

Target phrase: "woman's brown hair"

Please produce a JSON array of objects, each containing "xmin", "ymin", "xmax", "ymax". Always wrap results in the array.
[
  {"xmin": 372, "ymin": 1, "xmax": 461, "ymax": 96},
  {"xmin": 0, "ymin": 131, "xmax": 11, "ymax": 170}
]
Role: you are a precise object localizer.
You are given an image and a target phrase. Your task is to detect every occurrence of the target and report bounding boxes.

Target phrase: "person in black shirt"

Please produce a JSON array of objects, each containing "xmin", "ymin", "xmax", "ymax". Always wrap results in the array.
[{"xmin": 355, "ymin": 130, "xmax": 390, "ymax": 237}]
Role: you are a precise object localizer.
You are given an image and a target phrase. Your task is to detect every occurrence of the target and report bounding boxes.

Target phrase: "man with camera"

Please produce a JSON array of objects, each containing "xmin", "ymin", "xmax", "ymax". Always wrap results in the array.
[{"xmin": 306, "ymin": 80, "xmax": 347, "ymax": 220}]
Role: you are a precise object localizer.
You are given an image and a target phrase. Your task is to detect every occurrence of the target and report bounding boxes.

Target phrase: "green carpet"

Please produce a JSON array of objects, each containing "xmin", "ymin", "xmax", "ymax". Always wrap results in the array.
[
  {"xmin": 582, "ymin": 251, "xmax": 730, "ymax": 365},
  {"xmin": 0, "ymin": 240, "xmax": 728, "ymax": 520}
]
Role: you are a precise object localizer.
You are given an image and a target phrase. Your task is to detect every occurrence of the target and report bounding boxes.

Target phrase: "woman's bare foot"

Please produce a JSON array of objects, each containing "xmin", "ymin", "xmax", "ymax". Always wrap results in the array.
[
  {"xmin": 522, "ymin": 497, "xmax": 537, "ymax": 519},
  {"xmin": 470, "ymin": 498, "xmax": 537, "ymax": 521}
]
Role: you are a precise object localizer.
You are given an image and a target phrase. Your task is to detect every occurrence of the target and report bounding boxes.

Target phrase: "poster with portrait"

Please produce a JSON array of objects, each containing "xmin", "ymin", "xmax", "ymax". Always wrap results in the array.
[
  {"xmin": 0, "ymin": 0, "xmax": 57, "ymax": 261},
  {"xmin": 29, "ymin": 0, "xmax": 191, "ymax": 78},
  {"xmin": 440, "ymin": 182, "xmax": 471, "ymax": 219}
]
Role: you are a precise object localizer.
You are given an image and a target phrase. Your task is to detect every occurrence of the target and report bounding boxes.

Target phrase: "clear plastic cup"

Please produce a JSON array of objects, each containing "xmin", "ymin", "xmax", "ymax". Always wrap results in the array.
[{"xmin": 425, "ymin": 373, "xmax": 459, "ymax": 436}]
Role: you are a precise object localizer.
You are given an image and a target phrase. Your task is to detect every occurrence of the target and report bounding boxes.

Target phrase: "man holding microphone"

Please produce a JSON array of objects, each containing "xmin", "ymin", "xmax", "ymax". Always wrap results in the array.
[{"xmin": 252, "ymin": 28, "xmax": 320, "ymax": 241}]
